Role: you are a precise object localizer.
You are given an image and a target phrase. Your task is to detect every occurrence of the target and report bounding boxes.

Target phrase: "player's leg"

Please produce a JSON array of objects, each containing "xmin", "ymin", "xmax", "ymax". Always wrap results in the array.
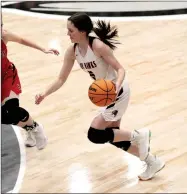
[
  {"xmin": 99, "ymin": 81, "xmax": 150, "ymax": 160},
  {"xmin": 89, "ymin": 113, "xmax": 164, "ymax": 180},
  {"xmin": 2, "ymin": 98, "xmax": 47, "ymax": 150},
  {"xmin": 2, "ymin": 65, "xmax": 47, "ymax": 149},
  {"xmin": 2, "ymin": 97, "xmax": 36, "ymax": 147},
  {"xmin": 90, "ymin": 113, "xmax": 150, "ymax": 160},
  {"xmin": 88, "ymin": 81, "xmax": 165, "ymax": 180},
  {"xmin": 2, "ymin": 67, "xmax": 36, "ymax": 147},
  {"xmin": 106, "ymin": 120, "xmax": 139, "ymax": 157}
]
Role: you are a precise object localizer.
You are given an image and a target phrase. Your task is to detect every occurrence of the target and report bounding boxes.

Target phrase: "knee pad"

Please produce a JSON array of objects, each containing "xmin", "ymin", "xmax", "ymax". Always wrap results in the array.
[
  {"xmin": 16, "ymin": 107, "xmax": 30, "ymax": 123},
  {"xmin": 2, "ymin": 99, "xmax": 29, "ymax": 125},
  {"xmin": 87, "ymin": 127, "xmax": 114, "ymax": 144},
  {"xmin": 106, "ymin": 127, "xmax": 131, "ymax": 151},
  {"xmin": 4, "ymin": 98, "xmax": 19, "ymax": 107}
]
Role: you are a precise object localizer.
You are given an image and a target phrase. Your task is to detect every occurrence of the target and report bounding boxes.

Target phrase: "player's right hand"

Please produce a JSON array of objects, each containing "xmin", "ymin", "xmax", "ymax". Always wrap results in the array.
[{"xmin": 35, "ymin": 93, "xmax": 45, "ymax": 105}]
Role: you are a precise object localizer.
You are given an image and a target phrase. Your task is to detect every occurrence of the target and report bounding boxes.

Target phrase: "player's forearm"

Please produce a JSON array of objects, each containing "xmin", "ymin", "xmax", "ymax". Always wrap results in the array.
[
  {"xmin": 44, "ymin": 78, "xmax": 65, "ymax": 97},
  {"xmin": 20, "ymin": 38, "xmax": 45, "ymax": 52},
  {"xmin": 116, "ymin": 68, "xmax": 125, "ymax": 87}
]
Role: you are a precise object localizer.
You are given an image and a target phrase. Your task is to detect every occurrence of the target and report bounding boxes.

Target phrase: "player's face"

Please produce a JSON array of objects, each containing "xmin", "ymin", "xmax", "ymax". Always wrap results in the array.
[{"xmin": 67, "ymin": 21, "xmax": 84, "ymax": 43}]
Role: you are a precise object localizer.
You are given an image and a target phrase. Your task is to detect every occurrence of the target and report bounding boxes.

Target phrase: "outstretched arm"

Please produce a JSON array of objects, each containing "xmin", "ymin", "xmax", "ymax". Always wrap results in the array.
[
  {"xmin": 2, "ymin": 29, "xmax": 59, "ymax": 55},
  {"xmin": 35, "ymin": 45, "xmax": 75, "ymax": 104}
]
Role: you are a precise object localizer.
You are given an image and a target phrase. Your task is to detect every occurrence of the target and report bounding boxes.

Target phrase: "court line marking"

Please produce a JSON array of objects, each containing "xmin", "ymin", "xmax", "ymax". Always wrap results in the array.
[
  {"xmin": 1, "ymin": 1, "xmax": 20, "ymax": 7},
  {"xmin": 2, "ymin": 8, "xmax": 187, "ymax": 21},
  {"xmin": 6, "ymin": 125, "xmax": 26, "ymax": 193}
]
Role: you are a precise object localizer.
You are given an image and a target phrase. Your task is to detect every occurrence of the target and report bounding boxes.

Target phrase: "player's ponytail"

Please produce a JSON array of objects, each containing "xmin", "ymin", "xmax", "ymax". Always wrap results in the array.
[
  {"xmin": 93, "ymin": 20, "xmax": 120, "ymax": 50},
  {"xmin": 68, "ymin": 13, "xmax": 120, "ymax": 50}
]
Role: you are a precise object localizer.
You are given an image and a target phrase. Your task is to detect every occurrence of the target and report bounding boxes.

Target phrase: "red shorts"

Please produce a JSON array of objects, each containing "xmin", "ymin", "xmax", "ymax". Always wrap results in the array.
[{"xmin": 2, "ymin": 64, "xmax": 22, "ymax": 102}]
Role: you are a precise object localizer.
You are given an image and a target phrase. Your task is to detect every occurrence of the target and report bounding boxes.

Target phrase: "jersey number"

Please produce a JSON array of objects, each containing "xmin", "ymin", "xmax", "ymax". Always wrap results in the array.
[{"xmin": 88, "ymin": 71, "xmax": 96, "ymax": 80}]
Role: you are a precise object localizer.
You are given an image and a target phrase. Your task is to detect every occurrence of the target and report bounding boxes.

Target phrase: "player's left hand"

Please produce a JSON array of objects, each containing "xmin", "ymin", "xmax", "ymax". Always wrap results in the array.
[{"xmin": 43, "ymin": 48, "xmax": 60, "ymax": 55}]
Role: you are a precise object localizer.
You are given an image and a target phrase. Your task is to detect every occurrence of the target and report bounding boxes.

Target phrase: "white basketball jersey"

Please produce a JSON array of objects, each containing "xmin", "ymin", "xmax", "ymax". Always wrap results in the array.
[{"xmin": 74, "ymin": 39, "xmax": 117, "ymax": 83}]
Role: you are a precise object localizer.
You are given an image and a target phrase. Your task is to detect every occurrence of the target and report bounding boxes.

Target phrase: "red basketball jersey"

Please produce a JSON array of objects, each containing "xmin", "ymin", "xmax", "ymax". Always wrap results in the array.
[
  {"xmin": 2, "ymin": 39, "xmax": 11, "ymax": 75},
  {"xmin": 1, "ymin": 39, "xmax": 22, "ymax": 102}
]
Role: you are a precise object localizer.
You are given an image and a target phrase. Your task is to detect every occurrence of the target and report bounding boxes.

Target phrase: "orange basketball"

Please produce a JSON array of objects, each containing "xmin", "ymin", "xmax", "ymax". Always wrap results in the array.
[{"xmin": 88, "ymin": 79, "xmax": 117, "ymax": 107}]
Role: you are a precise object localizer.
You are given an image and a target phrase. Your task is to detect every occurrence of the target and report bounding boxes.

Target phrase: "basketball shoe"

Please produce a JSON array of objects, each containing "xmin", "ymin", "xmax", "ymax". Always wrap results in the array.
[
  {"xmin": 32, "ymin": 123, "xmax": 47, "ymax": 150},
  {"xmin": 25, "ymin": 131, "xmax": 36, "ymax": 147},
  {"xmin": 138, "ymin": 153, "xmax": 165, "ymax": 180}
]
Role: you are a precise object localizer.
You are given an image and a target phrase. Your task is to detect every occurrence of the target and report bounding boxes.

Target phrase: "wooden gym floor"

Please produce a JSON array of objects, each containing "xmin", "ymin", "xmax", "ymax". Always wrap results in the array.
[{"xmin": 2, "ymin": 12, "xmax": 187, "ymax": 193}]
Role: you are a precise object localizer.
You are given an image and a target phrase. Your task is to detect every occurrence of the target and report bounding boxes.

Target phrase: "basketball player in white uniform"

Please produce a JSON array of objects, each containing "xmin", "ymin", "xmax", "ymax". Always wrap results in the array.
[
  {"xmin": 75, "ymin": 36, "xmax": 130, "ymax": 122},
  {"xmin": 35, "ymin": 13, "xmax": 165, "ymax": 180}
]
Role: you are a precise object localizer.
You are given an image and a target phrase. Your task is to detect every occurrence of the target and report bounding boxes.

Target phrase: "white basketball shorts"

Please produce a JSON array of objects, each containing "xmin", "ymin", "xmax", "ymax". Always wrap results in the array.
[{"xmin": 98, "ymin": 81, "xmax": 130, "ymax": 121}]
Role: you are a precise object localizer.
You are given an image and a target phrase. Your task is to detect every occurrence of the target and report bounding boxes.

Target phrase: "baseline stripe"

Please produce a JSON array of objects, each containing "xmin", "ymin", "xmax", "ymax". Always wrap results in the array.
[{"xmin": 2, "ymin": 8, "xmax": 187, "ymax": 21}]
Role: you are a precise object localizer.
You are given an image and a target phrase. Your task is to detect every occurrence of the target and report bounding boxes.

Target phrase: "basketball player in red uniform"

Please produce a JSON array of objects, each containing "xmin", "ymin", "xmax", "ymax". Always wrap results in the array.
[
  {"xmin": 35, "ymin": 13, "xmax": 165, "ymax": 179},
  {"xmin": 2, "ymin": 25, "xmax": 59, "ymax": 150}
]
